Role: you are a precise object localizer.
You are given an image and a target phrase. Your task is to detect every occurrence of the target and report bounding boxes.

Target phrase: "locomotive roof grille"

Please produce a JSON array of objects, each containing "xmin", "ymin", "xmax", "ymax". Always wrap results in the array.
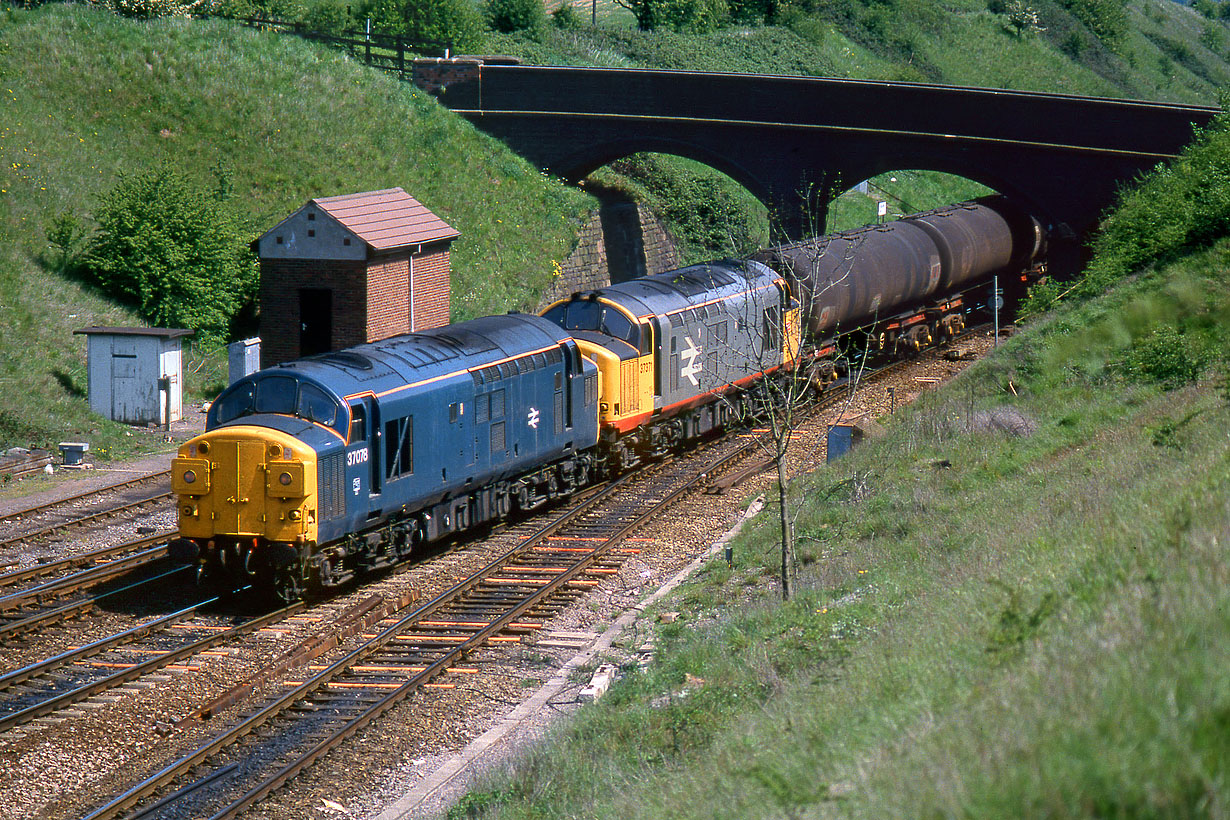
[{"xmin": 311, "ymin": 351, "xmax": 375, "ymax": 370}]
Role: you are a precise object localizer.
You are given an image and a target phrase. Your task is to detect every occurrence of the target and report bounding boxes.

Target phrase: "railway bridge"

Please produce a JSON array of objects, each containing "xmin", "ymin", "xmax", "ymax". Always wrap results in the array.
[{"xmin": 413, "ymin": 61, "xmax": 1219, "ymax": 272}]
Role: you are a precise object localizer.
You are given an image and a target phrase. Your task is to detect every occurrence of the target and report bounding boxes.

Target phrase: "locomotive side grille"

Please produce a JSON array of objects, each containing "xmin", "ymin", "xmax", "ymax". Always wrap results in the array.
[
  {"xmin": 319, "ymin": 452, "xmax": 345, "ymax": 520},
  {"xmin": 620, "ymin": 360, "xmax": 639, "ymax": 413}
]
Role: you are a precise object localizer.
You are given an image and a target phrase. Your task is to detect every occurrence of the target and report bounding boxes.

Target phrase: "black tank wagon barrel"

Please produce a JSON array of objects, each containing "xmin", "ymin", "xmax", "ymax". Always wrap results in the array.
[{"xmin": 753, "ymin": 195, "xmax": 1045, "ymax": 353}]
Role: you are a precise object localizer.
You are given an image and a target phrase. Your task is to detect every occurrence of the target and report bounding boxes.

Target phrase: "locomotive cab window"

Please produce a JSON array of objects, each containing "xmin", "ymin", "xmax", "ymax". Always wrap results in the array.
[
  {"xmin": 298, "ymin": 383, "xmax": 338, "ymax": 426},
  {"xmin": 214, "ymin": 381, "xmax": 255, "ymax": 424},
  {"xmin": 544, "ymin": 300, "xmax": 641, "ymax": 349},
  {"xmin": 348, "ymin": 402, "xmax": 367, "ymax": 443},
  {"xmin": 254, "ymin": 376, "xmax": 297, "ymax": 415}
]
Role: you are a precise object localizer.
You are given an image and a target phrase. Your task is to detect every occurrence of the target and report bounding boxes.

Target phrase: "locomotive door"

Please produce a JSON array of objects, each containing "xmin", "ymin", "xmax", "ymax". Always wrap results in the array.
[
  {"xmin": 216, "ymin": 439, "xmax": 266, "ymax": 536},
  {"xmin": 346, "ymin": 398, "xmax": 381, "ymax": 501},
  {"xmin": 557, "ymin": 343, "xmax": 572, "ymax": 433},
  {"xmin": 364, "ymin": 396, "xmax": 381, "ymax": 497}
]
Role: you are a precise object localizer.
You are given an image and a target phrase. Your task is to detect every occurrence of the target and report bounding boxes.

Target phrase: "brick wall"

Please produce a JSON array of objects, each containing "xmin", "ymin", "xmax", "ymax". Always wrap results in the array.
[
  {"xmin": 537, "ymin": 204, "xmax": 680, "ymax": 310},
  {"xmin": 367, "ymin": 253, "xmax": 411, "ymax": 342},
  {"xmin": 411, "ymin": 247, "xmax": 451, "ymax": 331},
  {"xmin": 639, "ymin": 206, "xmax": 681, "ymax": 278},
  {"xmin": 411, "ymin": 58, "xmax": 482, "ymax": 95},
  {"xmin": 259, "ymin": 259, "xmax": 367, "ymax": 367}
]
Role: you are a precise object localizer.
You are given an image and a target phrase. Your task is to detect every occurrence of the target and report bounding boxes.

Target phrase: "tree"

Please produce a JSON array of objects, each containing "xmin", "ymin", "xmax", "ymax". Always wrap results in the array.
[
  {"xmin": 615, "ymin": 0, "xmax": 729, "ymax": 32},
  {"xmin": 486, "ymin": 0, "xmax": 546, "ymax": 33},
  {"xmin": 1003, "ymin": 1, "xmax": 1044, "ymax": 37},
  {"xmin": 85, "ymin": 166, "xmax": 256, "ymax": 346},
  {"xmin": 705, "ymin": 237, "xmax": 867, "ymax": 600}
]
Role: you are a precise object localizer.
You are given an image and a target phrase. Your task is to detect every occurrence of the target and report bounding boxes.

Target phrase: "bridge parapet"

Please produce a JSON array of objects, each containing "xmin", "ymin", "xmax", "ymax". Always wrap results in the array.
[{"xmin": 411, "ymin": 57, "xmax": 483, "ymax": 95}]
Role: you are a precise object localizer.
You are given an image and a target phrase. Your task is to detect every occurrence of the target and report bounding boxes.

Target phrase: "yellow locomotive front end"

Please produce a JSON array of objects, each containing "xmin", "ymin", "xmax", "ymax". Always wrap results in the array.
[{"xmin": 170, "ymin": 426, "xmax": 319, "ymax": 594}]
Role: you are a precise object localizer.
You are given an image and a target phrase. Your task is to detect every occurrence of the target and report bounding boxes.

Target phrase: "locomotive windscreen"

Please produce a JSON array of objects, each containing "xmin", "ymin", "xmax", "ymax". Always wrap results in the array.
[
  {"xmin": 211, "ymin": 376, "xmax": 342, "ymax": 433},
  {"xmin": 543, "ymin": 299, "xmax": 640, "ymax": 349}
]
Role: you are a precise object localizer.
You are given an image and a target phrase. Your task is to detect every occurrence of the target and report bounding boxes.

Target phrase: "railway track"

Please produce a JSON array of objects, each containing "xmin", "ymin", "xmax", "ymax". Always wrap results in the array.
[
  {"xmin": 0, "ymin": 596, "xmax": 298, "ymax": 734},
  {"xmin": 0, "ymin": 538, "xmax": 179, "ymax": 641},
  {"xmin": 0, "ymin": 532, "xmax": 173, "ymax": 592},
  {"xmin": 0, "ymin": 477, "xmax": 173, "ymax": 552},
  {"xmin": 78, "ymin": 427, "xmax": 756, "ymax": 820}
]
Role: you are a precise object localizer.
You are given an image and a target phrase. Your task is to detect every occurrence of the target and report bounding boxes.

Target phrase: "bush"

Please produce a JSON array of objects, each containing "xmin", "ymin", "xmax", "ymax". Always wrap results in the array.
[
  {"xmin": 726, "ymin": 0, "xmax": 782, "ymax": 25},
  {"xmin": 1059, "ymin": 0, "xmax": 1127, "ymax": 51},
  {"xmin": 550, "ymin": 2, "xmax": 582, "ymax": 28},
  {"xmin": 617, "ymin": 0, "xmax": 730, "ymax": 32},
  {"xmin": 302, "ymin": 0, "xmax": 354, "ymax": 35},
  {"xmin": 487, "ymin": 0, "xmax": 545, "ymax": 32},
  {"xmin": 84, "ymin": 166, "xmax": 257, "ymax": 346},
  {"xmin": 204, "ymin": 0, "xmax": 307, "ymax": 20},
  {"xmin": 401, "ymin": 0, "xmax": 485, "ymax": 49},
  {"xmin": 1114, "ymin": 326, "xmax": 1208, "ymax": 390},
  {"xmin": 93, "ymin": 0, "xmax": 207, "ymax": 17},
  {"xmin": 1076, "ymin": 110, "xmax": 1230, "ymax": 300}
]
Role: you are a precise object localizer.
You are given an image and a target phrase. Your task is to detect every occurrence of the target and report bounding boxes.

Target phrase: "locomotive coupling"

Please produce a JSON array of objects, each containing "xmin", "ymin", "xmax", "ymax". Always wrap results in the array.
[{"xmin": 168, "ymin": 538, "xmax": 201, "ymax": 563}]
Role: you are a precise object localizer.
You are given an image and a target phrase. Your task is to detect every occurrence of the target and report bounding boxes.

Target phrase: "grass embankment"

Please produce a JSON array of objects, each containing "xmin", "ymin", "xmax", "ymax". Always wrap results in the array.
[
  {"xmin": 0, "ymin": 4, "xmax": 593, "ymax": 456},
  {"xmin": 447, "ymin": 114, "xmax": 1230, "ymax": 819}
]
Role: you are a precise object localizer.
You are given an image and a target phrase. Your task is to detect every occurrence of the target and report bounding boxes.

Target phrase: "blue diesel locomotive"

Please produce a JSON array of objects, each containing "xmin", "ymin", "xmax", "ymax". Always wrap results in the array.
[{"xmin": 170, "ymin": 313, "xmax": 602, "ymax": 601}]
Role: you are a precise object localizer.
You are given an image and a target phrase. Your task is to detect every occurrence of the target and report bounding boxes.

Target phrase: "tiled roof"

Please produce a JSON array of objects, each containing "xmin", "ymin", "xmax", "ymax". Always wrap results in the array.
[{"xmin": 313, "ymin": 188, "xmax": 459, "ymax": 250}]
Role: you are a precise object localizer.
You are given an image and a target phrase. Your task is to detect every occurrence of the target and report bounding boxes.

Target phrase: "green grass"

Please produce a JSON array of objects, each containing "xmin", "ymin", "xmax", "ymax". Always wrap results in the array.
[{"xmin": 0, "ymin": 4, "xmax": 594, "ymax": 453}]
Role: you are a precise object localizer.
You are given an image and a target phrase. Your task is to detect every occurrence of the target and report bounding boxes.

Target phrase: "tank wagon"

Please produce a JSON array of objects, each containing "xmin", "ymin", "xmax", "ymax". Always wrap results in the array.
[{"xmin": 752, "ymin": 195, "xmax": 1045, "ymax": 358}]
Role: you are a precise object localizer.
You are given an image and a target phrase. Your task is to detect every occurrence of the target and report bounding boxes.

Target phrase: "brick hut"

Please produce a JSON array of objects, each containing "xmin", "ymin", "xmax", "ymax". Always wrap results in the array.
[{"xmin": 253, "ymin": 188, "xmax": 460, "ymax": 367}]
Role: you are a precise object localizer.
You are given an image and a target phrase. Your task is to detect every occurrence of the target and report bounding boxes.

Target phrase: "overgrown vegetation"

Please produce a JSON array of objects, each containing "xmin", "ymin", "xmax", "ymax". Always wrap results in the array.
[
  {"xmin": 1023, "ymin": 109, "xmax": 1230, "ymax": 318},
  {"xmin": 597, "ymin": 155, "xmax": 769, "ymax": 261},
  {"xmin": 82, "ymin": 166, "xmax": 257, "ymax": 345}
]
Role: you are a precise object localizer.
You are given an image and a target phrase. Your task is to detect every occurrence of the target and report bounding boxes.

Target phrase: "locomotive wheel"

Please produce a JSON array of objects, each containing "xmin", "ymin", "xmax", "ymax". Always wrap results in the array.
[{"xmin": 272, "ymin": 564, "xmax": 305, "ymax": 604}]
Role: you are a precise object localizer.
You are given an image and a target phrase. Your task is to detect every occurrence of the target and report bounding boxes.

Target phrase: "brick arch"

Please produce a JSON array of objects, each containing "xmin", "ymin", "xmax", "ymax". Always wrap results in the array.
[{"xmin": 548, "ymin": 137, "xmax": 775, "ymax": 205}]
